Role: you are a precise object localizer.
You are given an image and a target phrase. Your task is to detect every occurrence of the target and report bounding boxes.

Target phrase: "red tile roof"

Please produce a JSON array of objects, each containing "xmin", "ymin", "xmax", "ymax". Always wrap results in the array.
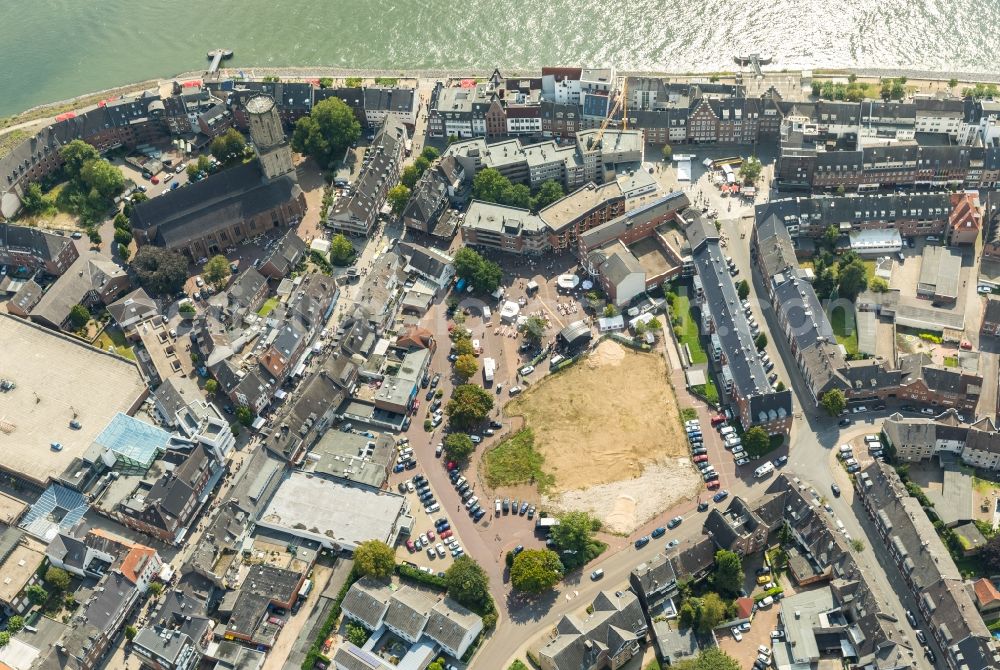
[
  {"xmin": 120, "ymin": 545, "xmax": 158, "ymax": 585},
  {"xmin": 973, "ymin": 578, "xmax": 1000, "ymax": 607}
]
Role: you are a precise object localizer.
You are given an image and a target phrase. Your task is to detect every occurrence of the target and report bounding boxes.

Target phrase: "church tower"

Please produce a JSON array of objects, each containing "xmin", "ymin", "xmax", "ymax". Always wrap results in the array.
[{"xmin": 245, "ymin": 95, "xmax": 294, "ymax": 181}]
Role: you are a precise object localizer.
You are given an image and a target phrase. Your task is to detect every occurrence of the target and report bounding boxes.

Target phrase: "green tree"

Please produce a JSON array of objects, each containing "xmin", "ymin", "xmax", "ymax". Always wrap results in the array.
[
  {"xmin": 420, "ymin": 146, "xmax": 440, "ymax": 162},
  {"xmin": 550, "ymin": 511, "xmax": 598, "ymax": 570},
  {"xmin": 6, "ymin": 617, "xmax": 23, "ymax": 635},
  {"xmin": 20, "ymin": 182, "xmax": 46, "ymax": 214},
  {"xmin": 530, "ymin": 179, "xmax": 564, "ymax": 211},
  {"xmin": 472, "ymin": 168, "xmax": 512, "ymax": 203},
  {"xmin": 354, "ymin": 540, "xmax": 396, "ymax": 580},
  {"xmin": 114, "ymin": 227, "xmax": 133, "ymax": 246},
  {"xmin": 235, "ymin": 405, "xmax": 254, "ymax": 426},
  {"xmin": 387, "ymin": 184, "xmax": 411, "ymax": 215},
  {"xmin": 446, "ymin": 384, "xmax": 493, "ymax": 429},
  {"xmin": 26, "ymin": 584, "xmax": 48, "ymax": 605},
  {"xmin": 124, "ymin": 625, "xmax": 137, "ymax": 641},
  {"xmin": 454, "ymin": 354, "xmax": 478, "ymax": 381},
  {"xmin": 712, "ymin": 550, "xmax": 744, "ymax": 597},
  {"xmin": 59, "ymin": 140, "xmax": 100, "ymax": 177},
  {"xmin": 890, "ymin": 80, "xmax": 905, "ymax": 100},
  {"xmin": 445, "ymin": 556, "xmax": 491, "ymax": 609},
  {"xmin": 661, "ymin": 145, "xmax": 673, "ymax": 161},
  {"xmin": 775, "ymin": 381, "xmax": 786, "ymax": 391},
  {"xmin": 444, "ymin": 432, "xmax": 476, "ymax": 462},
  {"xmin": 738, "ymin": 157, "xmax": 762, "ymax": 185},
  {"xmin": 209, "ymin": 128, "xmax": 248, "ymax": 164},
  {"xmin": 80, "ymin": 158, "xmax": 125, "ymax": 199},
  {"xmin": 821, "ymin": 389, "xmax": 847, "ymax": 417},
  {"xmin": 510, "ymin": 549, "xmax": 564, "ymax": 593},
  {"xmin": 113, "ymin": 212, "xmax": 131, "ymax": 231},
  {"xmin": 344, "ymin": 77, "xmax": 363, "ymax": 87},
  {"xmin": 205, "ymin": 379, "xmax": 219, "ymax": 396},
  {"xmin": 501, "ymin": 183, "xmax": 531, "ymax": 209},
  {"xmin": 603, "ymin": 304, "xmax": 617, "ymax": 317},
  {"xmin": 742, "ymin": 426, "xmax": 771, "ymax": 458},
  {"xmin": 45, "ymin": 567, "xmax": 71, "ymax": 592},
  {"xmin": 329, "ymin": 233, "xmax": 356, "ymax": 266},
  {"xmin": 454, "ymin": 247, "xmax": 484, "ymax": 282},
  {"xmin": 696, "ymin": 592, "xmax": 726, "ymax": 634},
  {"xmin": 472, "ymin": 258, "xmax": 502, "ymax": 293},
  {"xmin": 821, "ymin": 225, "xmax": 840, "ymax": 251},
  {"xmin": 523, "ymin": 315, "xmax": 546, "ymax": 343},
  {"xmin": 69, "ymin": 304, "xmax": 90, "ymax": 329},
  {"xmin": 948, "ymin": 78, "xmax": 959, "ymax": 89},
  {"xmin": 869, "ymin": 276, "xmax": 889, "ymax": 293},
  {"xmin": 346, "ymin": 623, "xmax": 369, "ymax": 646},
  {"xmin": 203, "ymin": 255, "xmax": 232, "ymax": 290},
  {"xmin": 453, "ymin": 335, "xmax": 475, "ymax": 357},
  {"xmin": 0, "ymin": 632, "xmax": 9, "ymax": 647},
  {"xmin": 754, "ymin": 332, "xmax": 767, "ymax": 351},
  {"xmin": 148, "ymin": 582, "xmax": 164, "ymax": 596},
  {"xmin": 837, "ymin": 258, "xmax": 869, "ymax": 299},
  {"xmin": 400, "ymin": 165, "xmax": 421, "ymax": 189},
  {"xmin": 291, "ymin": 98, "xmax": 362, "ymax": 168},
  {"xmin": 736, "ymin": 280, "xmax": 750, "ymax": 301},
  {"xmin": 413, "ymin": 156, "xmax": 431, "ymax": 174},
  {"xmin": 836, "ymin": 185, "xmax": 846, "ymax": 196},
  {"xmin": 132, "ymin": 246, "xmax": 189, "ymax": 295},
  {"xmin": 319, "ymin": 77, "xmax": 333, "ymax": 89},
  {"xmin": 186, "ymin": 162, "xmax": 201, "ymax": 180}
]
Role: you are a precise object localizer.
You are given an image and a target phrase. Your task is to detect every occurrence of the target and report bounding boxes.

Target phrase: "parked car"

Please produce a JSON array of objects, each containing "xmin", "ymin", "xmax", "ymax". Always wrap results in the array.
[
  {"xmin": 651, "ymin": 527, "xmax": 666, "ymax": 539},
  {"xmin": 735, "ymin": 457, "xmax": 750, "ymax": 466},
  {"xmin": 519, "ymin": 365, "xmax": 535, "ymax": 376},
  {"xmin": 667, "ymin": 516, "xmax": 683, "ymax": 529},
  {"xmin": 713, "ymin": 490, "xmax": 729, "ymax": 503},
  {"xmin": 773, "ymin": 455, "xmax": 788, "ymax": 467},
  {"xmin": 831, "ymin": 484, "xmax": 841, "ymax": 497},
  {"xmin": 590, "ymin": 569, "xmax": 605, "ymax": 580},
  {"xmin": 634, "ymin": 536, "xmax": 650, "ymax": 549},
  {"xmin": 731, "ymin": 627, "xmax": 743, "ymax": 642},
  {"xmin": 697, "ymin": 501, "xmax": 709, "ymax": 512}
]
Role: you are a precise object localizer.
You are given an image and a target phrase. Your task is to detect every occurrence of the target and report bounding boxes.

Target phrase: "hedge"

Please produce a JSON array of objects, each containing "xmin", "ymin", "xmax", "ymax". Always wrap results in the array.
[
  {"xmin": 301, "ymin": 566, "xmax": 360, "ymax": 669},
  {"xmin": 753, "ymin": 585, "xmax": 784, "ymax": 603},
  {"xmin": 396, "ymin": 563, "xmax": 447, "ymax": 590}
]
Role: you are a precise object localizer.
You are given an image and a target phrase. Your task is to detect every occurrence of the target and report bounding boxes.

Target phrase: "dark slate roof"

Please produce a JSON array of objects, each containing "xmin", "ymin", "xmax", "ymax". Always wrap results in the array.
[
  {"xmin": 130, "ymin": 162, "xmax": 301, "ymax": 247},
  {"xmin": 383, "ymin": 585, "xmax": 431, "ymax": 639},
  {"xmin": 630, "ymin": 553, "xmax": 677, "ymax": 602},
  {"xmin": 985, "ymin": 297, "xmax": 1000, "ymax": 325},
  {"xmin": 0, "ymin": 223, "xmax": 75, "ymax": 262},
  {"xmin": 225, "ymin": 268, "xmax": 267, "ymax": 310},
  {"xmin": 914, "ymin": 98, "xmax": 966, "ymax": 115},
  {"xmin": 107, "ymin": 287, "xmax": 158, "ymax": 325},
  {"xmin": 341, "ymin": 577, "xmax": 393, "ymax": 630},
  {"xmin": 47, "ymin": 533, "xmax": 90, "ymax": 571},
  {"xmin": 689, "ymin": 215, "xmax": 774, "ymax": 401},
  {"xmin": 262, "ymin": 229, "xmax": 307, "ymax": 276},
  {"xmin": 424, "ymin": 598, "xmax": 482, "ymax": 651},
  {"xmin": 763, "ymin": 192, "xmax": 951, "ymax": 231}
]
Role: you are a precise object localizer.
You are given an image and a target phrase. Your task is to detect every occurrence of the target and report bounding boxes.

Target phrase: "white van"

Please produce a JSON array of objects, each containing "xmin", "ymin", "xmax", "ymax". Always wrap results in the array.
[
  {"xmin": 483, "ymin": 306, "xmax": 492, "ymax": 320},
  {"xmin": 839, "ymin": 444, "xmax": 853, "ymax": 454},
  {"xmin": 550, "ymin": 354, "xmax": 565, "ymax": 368},
  {"xmin": 864, "ymin": 434, "xmax": 880, "ymax": 444},
  {"xmin": 754, "ymin": 462, "xmax": 775, "ymax": 478}
]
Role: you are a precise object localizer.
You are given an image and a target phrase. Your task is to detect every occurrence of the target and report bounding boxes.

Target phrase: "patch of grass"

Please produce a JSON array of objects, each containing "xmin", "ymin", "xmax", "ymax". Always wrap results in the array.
[
  {"xmin": 93, "ymin": 327, "xmax": 135, "ymax": 360},
  {"xmin": 943, "ymin": 356, "xmax": 958, "ymax": 368},
  {"xmin": 692, "ymin": 379, "xmax": 719, "ymax": 404},
  {"xmin": 830, "ymin": 305, "xmax": 858, "ymax": 356},
  {"xmin": 483, "ymin": 429, "xmax": 553, "ymax": 491},
  {"xmin": 680, "ymin": 408, "xmax": 698, "ymax": 422},
  {"xmin": 973, "ymin": 476, "xmax": 1000, "ymax": 495},
  {"xmin": 672, "ymin": 294, "xmax": 707, "ymax": 364},
  {"xmin": 257, "ymin": 297, "xmax": 279, "ymax": 317},
  {"xmin": 0, "ymin": 129, "xmax": 30, "ymax": 160}
]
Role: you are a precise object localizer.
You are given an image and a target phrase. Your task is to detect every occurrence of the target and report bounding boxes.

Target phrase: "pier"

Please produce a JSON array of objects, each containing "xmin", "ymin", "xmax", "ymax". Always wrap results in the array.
[
  {"xmin": 207, "ymin": 49, "xmax": 233, "ymax": 74},
  {"xmin": 734, "ymin": 53, "xmax": 772, "ymax": 78}
]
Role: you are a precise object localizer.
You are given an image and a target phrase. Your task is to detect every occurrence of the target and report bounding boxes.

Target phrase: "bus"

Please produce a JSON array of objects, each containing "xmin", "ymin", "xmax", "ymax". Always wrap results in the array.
[{"xmin": 713, "ymin": 156, "xmax": 743, "ymax": 168}]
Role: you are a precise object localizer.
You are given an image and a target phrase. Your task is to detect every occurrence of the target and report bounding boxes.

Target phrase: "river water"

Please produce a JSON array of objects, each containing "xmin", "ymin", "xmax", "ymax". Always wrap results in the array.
[{"xmin": 2, "ymin": 0, "xmax": 999, "ymax": 117}]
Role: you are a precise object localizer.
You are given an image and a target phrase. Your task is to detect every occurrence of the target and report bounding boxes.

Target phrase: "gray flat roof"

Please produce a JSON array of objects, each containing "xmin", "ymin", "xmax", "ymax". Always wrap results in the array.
[
  {"xmin": 918, "ymin": 245, "xmax": 962, "ymax": 299},
  {"xmin": 781, "ymin": 587, "xmax": 837, "ymax": 664},
  {"xmin": 0, "ymin": 315, "xmax": 147, "ymax": 487},
  {"xmin": 538, "ymin": 181, "xmax": 622, "ymax": 233},
  {"xmin": 258, "ymin": 471, "xmax": 407, "ymax": 549}
]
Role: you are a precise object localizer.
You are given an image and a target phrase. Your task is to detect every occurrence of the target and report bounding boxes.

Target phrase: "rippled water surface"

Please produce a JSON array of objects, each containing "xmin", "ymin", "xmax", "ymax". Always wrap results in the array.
[{"xmin": 1, "ymin": 0, "xmax": 998, "ymax": 116}]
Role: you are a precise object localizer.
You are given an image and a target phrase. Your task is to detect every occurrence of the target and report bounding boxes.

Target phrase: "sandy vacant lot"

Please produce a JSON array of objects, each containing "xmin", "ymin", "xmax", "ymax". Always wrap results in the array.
[{"xmin": 506, "ymin": 340, "xmax": 699, "ymax": 533}]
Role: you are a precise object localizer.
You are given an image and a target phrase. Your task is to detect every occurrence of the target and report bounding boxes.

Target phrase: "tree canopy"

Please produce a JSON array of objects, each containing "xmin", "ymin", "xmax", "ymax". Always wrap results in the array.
[
  {"xmin": 132, "ymin": 245, "xmax": 187, "ymax": 295},
  {"xmin": 736, "ymin": 280, "xmax": 750, "ymax": 301},
  {"xmin": 452, "ymin": 247, "xmax": 503, "ymax": 293},
  {"xmin": 60, "ymin": 140, "xmax": 100, "ymax": 175},
  {"xmin": 454, "ymin": 354, "xmax": 478, "ymax": 381},
  {"xmin": 695, "ymin": 592, "xmax": 727, "ymax": 634},
  {"xmin": 837, "ymin": 256, "xmax": 869, "ymax": 299},
  {"xmin": 203, "ymin": 255, "xmax": 232, "ymax": 290},
  {"xmin": 353, "ymin": 540, "xmax": 396, "ymax": 580},
  {"xmin": 523, "ymin": 315, "xmax": 546, "ymax": 343},
  {"xmin": 531, "ymin": 180, "xmax": 564, "ymax": 211},
  {"xmin": 210, "ymin": 128, "xmax": 248, "ymax": 164},
  {"xmin": 754, "ymin": 332, "xmax": 767, "ymax": 351},
  {"xmin": 712, "ymin": 550, "xmax": 744, "ymax": 597},
  {"xmin": 79, "ymin": 158, "xmax": 125, "ymax": 199},
  {"xmin": 738, "ymin": 157, "xmax": 762, "ymax": 186},
  {"xmin": 661, "ymin": 145, "xmax": 673, "ymax": 161},
  {"xmin": 329, "ymin": 233, "xmax": 356, "ymax": 266},
  {"xmin": 821, "ymin": 389, "xmax": 846, "ymax": 417},
  {"xmin": 69, "ymin": 304, "xmax": 90, "ymax": 329},
  {"xmin": 550, "ymin": 511, "xmax": 601, "ymax": 570},
  {"xmin": 443, "ymin": 432, "xmax": 476, "ymax": 462},
  {"xmin": 445, "ymin": 384, "xmax": 494, "ymax": 430},
  {"xmin": 510, "ymin": 549, "xmax": 564, "ymax": 593},
  {"xmin": 444, "ymin": 556, "xmax": 491, "ymax": 609},
  {"xmin": 291, "ymin": 98, "xmax": 362, "ymax": 168},
  {"xmin": 45, "ymin": 567, "xmax": 71, "ymax": 592},
  {"xmin": 400, "ymin": 165, "xmax": 421, "ymax": 189},
  {"xmin": 387, "ymin": 184, "xmax": 411, "ymax": 215},
  {"xmin": 742, "ymin": 426, "xmax": 771, "ymax": 458}
]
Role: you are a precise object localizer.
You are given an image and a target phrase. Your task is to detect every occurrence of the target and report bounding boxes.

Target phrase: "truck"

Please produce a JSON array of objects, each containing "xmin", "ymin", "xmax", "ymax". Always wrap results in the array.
[
  {"xmin": 536, "ymin": 517, "xmax": 560, "ymax": 531},
  {"xmin": 483, "ymin": 357, "xmax": 496, "ymax": 385}
]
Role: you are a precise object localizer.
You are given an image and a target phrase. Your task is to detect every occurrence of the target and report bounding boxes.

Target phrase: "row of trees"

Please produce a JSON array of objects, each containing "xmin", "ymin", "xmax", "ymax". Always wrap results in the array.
[
  {"xmin": 453, "ymin": 247, "xmax": 502, "ymax": 293},
  {"xmin": 471, "ymin": 168, "xmax": 565, "ymax": 212}
]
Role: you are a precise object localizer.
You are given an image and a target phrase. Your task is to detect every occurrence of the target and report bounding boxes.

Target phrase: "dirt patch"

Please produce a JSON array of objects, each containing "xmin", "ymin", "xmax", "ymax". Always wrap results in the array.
[{"xmin": 504, "ymin": 341, "xmax": 699, "ymax": 533}]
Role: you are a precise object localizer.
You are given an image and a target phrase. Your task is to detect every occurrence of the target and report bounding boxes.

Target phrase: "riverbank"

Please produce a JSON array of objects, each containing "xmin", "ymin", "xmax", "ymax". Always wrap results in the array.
[{"xmin": 4, "ymin": 63, "xmax": 1000, "ymax": 143}]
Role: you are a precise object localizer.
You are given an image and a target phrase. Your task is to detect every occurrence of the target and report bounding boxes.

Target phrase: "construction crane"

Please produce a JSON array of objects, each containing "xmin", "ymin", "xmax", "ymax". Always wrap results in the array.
[{"xmin": 590, "ymin": 76, "xmax": 628, "ymax": 149}]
